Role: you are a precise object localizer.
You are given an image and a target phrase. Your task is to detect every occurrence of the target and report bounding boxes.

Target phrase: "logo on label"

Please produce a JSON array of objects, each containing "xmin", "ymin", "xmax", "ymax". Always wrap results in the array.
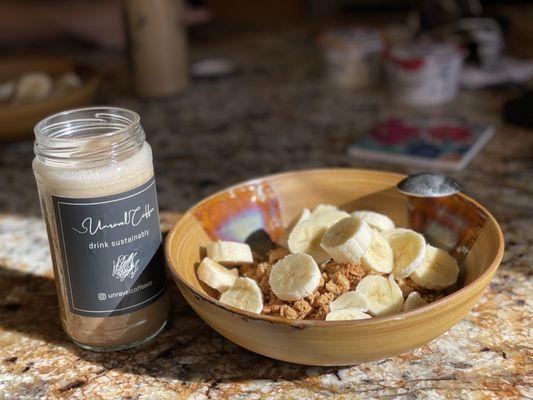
[
  {"xmin": 71, "ymin": 204, "xmax": 155, "ymax": 235},
  {"xmin": 112, "ymin": 252, "xmax": 140, "ymax": 281}
]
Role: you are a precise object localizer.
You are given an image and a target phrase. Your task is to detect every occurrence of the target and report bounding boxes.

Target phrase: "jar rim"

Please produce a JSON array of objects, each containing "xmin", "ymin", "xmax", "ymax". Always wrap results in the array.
[
  {"xmin": 34, "ymin": 106, "xmax": 141, "ymax": 141},
  {"xmin": 34, "ymin": 106, "xmax": 145, "ymax": 167}
]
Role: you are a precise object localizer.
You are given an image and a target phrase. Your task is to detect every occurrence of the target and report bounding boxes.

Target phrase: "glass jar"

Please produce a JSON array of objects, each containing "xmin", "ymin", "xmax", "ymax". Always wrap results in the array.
[{"xmin": 33, "ymin": 107, "xmax": 169, "ymax": 351}]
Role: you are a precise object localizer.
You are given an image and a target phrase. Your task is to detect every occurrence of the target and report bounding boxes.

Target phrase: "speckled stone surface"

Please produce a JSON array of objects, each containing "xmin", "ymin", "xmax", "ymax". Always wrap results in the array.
[{"xmin": 0, "ymin": 31, "xmax": 532, "ymax": 399}]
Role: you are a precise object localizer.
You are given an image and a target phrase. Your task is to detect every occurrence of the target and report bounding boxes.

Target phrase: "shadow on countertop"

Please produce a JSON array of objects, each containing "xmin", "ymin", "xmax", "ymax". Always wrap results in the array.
[{"xmin": 0, "ymin": 266, "xmax": 327, "ymax": 386}]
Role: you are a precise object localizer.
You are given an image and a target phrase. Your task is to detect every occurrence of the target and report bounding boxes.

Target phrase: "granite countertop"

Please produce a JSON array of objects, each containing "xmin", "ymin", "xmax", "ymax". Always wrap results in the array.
[{"xmin": 0, "ymin": 31, "xmax": 532, "ymax": 399}]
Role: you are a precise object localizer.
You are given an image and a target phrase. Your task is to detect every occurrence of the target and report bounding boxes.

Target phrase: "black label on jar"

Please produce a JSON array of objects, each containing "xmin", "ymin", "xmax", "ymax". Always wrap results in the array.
[{"xmin": 52, "ymin": 177, "xmax": 166, "ymax": 317}]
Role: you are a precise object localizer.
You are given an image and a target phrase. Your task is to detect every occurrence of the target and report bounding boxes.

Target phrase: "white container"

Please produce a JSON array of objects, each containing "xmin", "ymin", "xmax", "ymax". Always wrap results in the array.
[
  {"xmin": 319, "ymin": 28, "xmax": 384, "ymax": 89},
  {"xmin": 385, "ymin": 41, "xmax": 464, "ymax": 106}
]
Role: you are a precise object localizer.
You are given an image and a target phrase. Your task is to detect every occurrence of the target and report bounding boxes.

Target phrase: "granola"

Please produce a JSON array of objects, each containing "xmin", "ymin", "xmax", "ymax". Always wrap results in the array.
[{"xmin": 236, "ymin": 247, "xmax": 449, "ymax": 320}]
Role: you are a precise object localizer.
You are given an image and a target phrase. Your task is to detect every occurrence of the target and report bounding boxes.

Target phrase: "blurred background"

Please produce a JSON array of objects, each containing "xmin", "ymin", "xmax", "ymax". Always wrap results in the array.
[{"xmin": 0, "ymin": 0, "xmax": 532, "ymax": 217}]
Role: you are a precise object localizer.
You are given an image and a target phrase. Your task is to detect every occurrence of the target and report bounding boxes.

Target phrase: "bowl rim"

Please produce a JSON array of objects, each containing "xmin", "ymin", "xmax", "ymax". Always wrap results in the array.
[{"xmin": 165, "ymin": 168, "xmax": 505, "ymax": 327}]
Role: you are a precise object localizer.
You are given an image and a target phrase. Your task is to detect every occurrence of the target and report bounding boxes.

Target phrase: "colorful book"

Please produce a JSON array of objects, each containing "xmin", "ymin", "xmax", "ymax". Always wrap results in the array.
[{"xmin": 348, "ymin": 116, "xmax": 495, "ymax": 171}]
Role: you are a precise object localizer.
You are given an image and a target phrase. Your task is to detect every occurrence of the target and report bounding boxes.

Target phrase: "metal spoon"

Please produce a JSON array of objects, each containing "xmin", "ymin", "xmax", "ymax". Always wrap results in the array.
[{"xmin": 396, "ymin": 172, "xmax": 462, "ymax": 197}]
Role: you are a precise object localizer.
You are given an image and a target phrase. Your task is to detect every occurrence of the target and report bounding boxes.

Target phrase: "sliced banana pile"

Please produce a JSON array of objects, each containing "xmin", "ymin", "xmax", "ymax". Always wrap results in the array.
[
  {"xmin": 287, "ymin": 208, "xmax": 350, "ymax": 263},
  {"xmin": 198, "ymin": 240, "xmax": 263, "ymax": 313},
  {"xmin": 0, "ymin": 71, "xmax": 83, "ymax": 104},
  {"xmin": 195, "ymin": 204, "xmax": 460, "ymax": 320},
  {"xmin": 320, "ymin": 216, "xmax": 373, "ymax": 264}
]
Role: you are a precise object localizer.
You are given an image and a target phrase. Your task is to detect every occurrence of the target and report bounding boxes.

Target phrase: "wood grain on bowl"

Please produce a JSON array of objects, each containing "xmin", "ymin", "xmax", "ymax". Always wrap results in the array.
[{"xmin": 165, "ymin": 169, "xmax": 504, "ymax": 366}]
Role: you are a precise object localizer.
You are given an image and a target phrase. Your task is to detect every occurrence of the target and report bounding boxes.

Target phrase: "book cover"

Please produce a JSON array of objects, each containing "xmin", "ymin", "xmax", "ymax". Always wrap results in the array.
[{"xmin": 348, "ymin": 116, "xmax": 495, "ymax": 171}]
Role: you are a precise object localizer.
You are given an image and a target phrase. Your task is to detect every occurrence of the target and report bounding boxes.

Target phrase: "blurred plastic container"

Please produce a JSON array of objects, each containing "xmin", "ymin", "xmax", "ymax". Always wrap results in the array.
[
  {"xmin": 434, "ymin": 18, "xmax": 504, "ymax": 70},
  {"xmin": 385, "ymin": 41, "xmax": 464, "ymax": 106},
  {"xmin": 319, "ymin": 28, "xmax": 384, "ymax": 89}
]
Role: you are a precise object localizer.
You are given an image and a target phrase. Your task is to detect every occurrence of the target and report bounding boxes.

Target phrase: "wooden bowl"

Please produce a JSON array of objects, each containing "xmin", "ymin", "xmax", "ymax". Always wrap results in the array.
[
  {"xmin": 0, "ymin": 56, "xmax": 99, "ymax": 143},
  {"xmin": 165, "ymin": 169, "xmax": 504, "ymax": 366}
]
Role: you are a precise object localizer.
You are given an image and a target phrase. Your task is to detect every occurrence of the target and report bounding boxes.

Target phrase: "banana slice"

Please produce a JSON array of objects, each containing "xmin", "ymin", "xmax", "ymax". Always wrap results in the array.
[
  {"xmin": 356, "ymin": 275, "xmax": 404, "ymax": 316},
  {"xmin": 325, "ymin": 308, "xmax": 371, "ymax": 321},
  {"xmin": 206, "ymin": 240, "xmax": 254, "ymax": 265},
  {"xmin": 277, "ymin": 208, "xmax": 311, "ymax": 248},
  {"xmin": 0, "ymin": 80, "xmax": 15, "ymax": 102},
  {"xmin": 288, "ymin": 210, "xmax": 349, "ymax": 263},
  {"xmin": 288, "ymin": 220, "xmax": 329, "ymax": 263},
  {"xmin": 269, "ymin": 253, "xmax": 321, "ymax": 301},
  {"xmin": 382, "ymin": 228, "xmax": 411, "ymax": 238},
  {"xmin": 361, "ymin": 230, "xmax": 394, "ymax": 274},
  {"xmin": 311, "ymin": 204, "xmax": 339, "ymax": 217},
  {"xmin": 351, "ymin": 211, "xmax": 395, "ymax": 232},
  {"xmin": 329, "ymin": 291, "xmax": 368, "ymax": 312},
  {"xmin": 311, "ymin": 210, "xmax": 350, "ymax": 225},
  {"xmin": 15, "ymin": 72, "xmax": 52, "ymax": 101},
  {"xmin": 320, "ymin": 217, "xmax": 373, "ymax": 264},
  {"xmin": 219, "ymin": 277, "xmax": 263, "ymax": 314},
  {"xmin": 197, "ymin": 257, "xmax": 238, "ymax": 293},
  {"xmin": 410, "ymin": 245, "xmax": 459, "ymax": 289},
  {"xmin": 56, "ymin": 71, "xmax": 82, "ymax": 92},
  {"xmin": 402, "ymin": 292, "xmax": 428, "ymax": 311},
  {"xmin": 386, "ymin": 229, "xmax": 426, "ymax": 279}
]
